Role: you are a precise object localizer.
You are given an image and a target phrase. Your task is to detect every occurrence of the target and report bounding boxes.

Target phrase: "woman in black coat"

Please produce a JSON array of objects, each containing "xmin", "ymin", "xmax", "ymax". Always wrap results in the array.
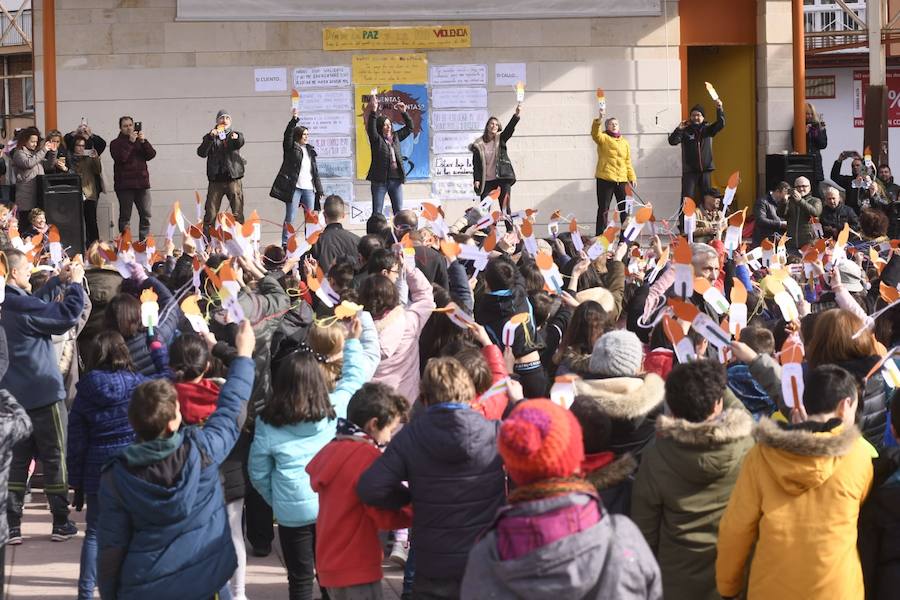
[
  {"xmin": 469, "ymin": 104, "xmax": 520, "ymax": 214},
  {"xmin": 365, "ymin": 93, "xmax": 413, "ymax": 217},
  {"xmin": 269, "ymin": 109, "xmax": 324, "ymax": 245}
]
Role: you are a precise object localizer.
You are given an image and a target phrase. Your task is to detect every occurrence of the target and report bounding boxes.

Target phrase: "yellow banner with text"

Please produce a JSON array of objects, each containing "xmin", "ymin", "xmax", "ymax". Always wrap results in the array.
[{"xmin": 324, "ymin": 26, "xmax": 471, "ymax": 51}]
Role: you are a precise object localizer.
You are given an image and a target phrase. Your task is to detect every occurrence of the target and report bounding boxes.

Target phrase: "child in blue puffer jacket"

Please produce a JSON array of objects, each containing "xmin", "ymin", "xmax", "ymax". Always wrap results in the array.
[
  {"xmin": 249, "ymin": 311, "xmax": 380, "ymax": 600},
  {"xmin": 67, "ymin": 329, "xmax": 169, "ymax": 600}
]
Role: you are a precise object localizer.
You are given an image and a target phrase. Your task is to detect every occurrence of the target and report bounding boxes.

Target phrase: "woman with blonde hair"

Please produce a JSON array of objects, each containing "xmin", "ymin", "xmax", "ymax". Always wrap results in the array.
[
  {"xmin": 795, "ymin": 101, "xmax": 828, "ymax": 193},
  {"xmin": 592, "ymin": 103, "xmax": 636, "ymax": 235}
]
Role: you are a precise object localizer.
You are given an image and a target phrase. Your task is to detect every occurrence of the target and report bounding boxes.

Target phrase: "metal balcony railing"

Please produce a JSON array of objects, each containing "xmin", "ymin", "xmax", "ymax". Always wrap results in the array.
[{"xmin": 804, "ymin": 0, "xmax": 868, "ymax": 54}]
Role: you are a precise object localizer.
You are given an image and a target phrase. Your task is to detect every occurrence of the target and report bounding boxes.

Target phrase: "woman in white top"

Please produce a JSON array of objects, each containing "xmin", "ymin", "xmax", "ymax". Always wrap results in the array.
[{"xmin": 269, "ymin": 108, "xmax": 324, "ymax": 245}]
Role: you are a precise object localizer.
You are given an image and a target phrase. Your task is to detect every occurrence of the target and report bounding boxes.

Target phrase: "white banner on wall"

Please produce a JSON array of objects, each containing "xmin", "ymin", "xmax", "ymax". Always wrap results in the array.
[
  {"xmin": 303, "ymin": 113, "xmax": 353, "ymax": 134},
  {"xmin": 433, "ymin": 179, "xmax": 477, "ymax": 200},
  {"xmin": 297, "ymin": 90, "xmax": 353, "ymax": 113},
  {"xmin": 432, "ymin": 154, "xmax": 474, "ymax": 177},
  {"xmin": 433, "ymin": 131, "xmax": 481, "ymax": 155},
  {"xmin": 294, "ymin": 66, "xmax": 352, "ymax": 89},
  {"xmin": 430, "ymin": 64, "xmax": 488, "ymax": 86},
  {"xmin": 495, "ymin": 63, "xmax": 526, "ymax": 87},
  {"xmin": 431, "ymin": 87, "xmax": 488, "ymax": 109},
  {"xmin": 432, "ymin": 109, "xmax": 490, "ymax": 132},
  {"xmin": 254, "ymin": 68, "xmax": 288, "ymax": 92},
  {"xmin": 178, "ymin": 0, "xmax": 662, "ymax": 21},
  {"xmin": 322, "ymin": 180, "xmax": 354, "ymax": 203},
  {"xmin": 317, "ymin": 158, "xmax": 354, "ymax": 179},
  {"xmin": 308, "ymin": 135, "xmax": 353, "ymax": 157}
]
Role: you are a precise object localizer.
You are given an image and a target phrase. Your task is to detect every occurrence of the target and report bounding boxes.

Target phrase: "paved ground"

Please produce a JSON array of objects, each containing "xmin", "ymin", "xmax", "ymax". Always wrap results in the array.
[{"xmin": 4, "ymin": 492, "xmax": 405, "ymax": 599}]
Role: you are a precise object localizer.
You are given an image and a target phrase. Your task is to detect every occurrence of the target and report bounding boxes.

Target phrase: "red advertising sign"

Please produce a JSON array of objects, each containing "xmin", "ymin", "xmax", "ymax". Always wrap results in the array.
[{"xmin": 853, "ymin": 70, "xmax": 900, "ymax": 127}]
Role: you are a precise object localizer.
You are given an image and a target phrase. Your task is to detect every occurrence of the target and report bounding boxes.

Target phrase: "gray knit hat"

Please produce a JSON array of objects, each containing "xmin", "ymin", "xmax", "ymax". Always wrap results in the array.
[
  {"xmin": 216, "ymin": 109, "xmax": 230, "ymax": 121},
  {"xmin": 588, "ymin": 330, "xmax": 644, "ymax": 377}
]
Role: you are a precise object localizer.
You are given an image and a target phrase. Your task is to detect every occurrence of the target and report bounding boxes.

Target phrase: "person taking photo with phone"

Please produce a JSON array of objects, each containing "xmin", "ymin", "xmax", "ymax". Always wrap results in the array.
[{"xmin": 109, "ymin": 116, "xmax": 156, "ymax": 241}]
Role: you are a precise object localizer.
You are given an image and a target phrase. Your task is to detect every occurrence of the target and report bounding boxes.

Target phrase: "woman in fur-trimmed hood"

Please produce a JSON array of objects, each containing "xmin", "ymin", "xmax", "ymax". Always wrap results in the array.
[
  {"xmin": 572, "ymin": 330, "xmax": 665, "ymax": 459},
  {"xmin": 716, "ymin": 365, "xmax": 874, "ymax": 600},
  {"xmin": 631, "ymin": 360, "xmax": 754, "ymax": 600}
]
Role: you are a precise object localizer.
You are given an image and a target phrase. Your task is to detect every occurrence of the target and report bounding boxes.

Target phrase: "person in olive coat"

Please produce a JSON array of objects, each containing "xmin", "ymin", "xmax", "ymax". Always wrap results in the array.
[{"xmin": 269, "ymin": 109, "xmax": 324, "ymax": 245}]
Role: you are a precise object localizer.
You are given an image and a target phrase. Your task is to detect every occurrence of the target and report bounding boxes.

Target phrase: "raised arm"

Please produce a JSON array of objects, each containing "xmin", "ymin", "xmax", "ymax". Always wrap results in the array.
[{"xmin": 283, "ymin": 116, "xmax": 299, "ymax": 153}]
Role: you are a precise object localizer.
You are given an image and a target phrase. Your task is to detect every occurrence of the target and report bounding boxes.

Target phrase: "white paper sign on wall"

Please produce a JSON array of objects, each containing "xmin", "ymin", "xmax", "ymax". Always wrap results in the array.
[
  {"xmin": 430, "ymin": 64, "xmax": 488, "ymax": 86},
  {"xmin": 495, "ymin": 63, "xmax": 526, "ymax": 87},
  {"xmin": 254, "ymin": 67, "xmax": 288, "ymax": 92},
  {"xmin": 308, "ymin": 136, "xmax": 353, "ymax": 158},
  {"xmin": 293, "ymin": 66, "xmax": 352, "ymax": 89},
  {"xmin": 432, "ymin": 131, "xmax": 482, "ymax": 155},
  {"xmin": 432, "ymin": 109, "xmax": 490, "ymax": 132},
  {"xmin": 431, "ymin": 87, "xmax": 488, "ymax": 109}
]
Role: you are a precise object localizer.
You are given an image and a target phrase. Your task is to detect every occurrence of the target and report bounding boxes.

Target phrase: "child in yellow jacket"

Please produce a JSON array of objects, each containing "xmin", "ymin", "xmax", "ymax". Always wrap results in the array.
[{"xmin": 716, "ymin": 364, "xmax": 874, "ymax": 600}]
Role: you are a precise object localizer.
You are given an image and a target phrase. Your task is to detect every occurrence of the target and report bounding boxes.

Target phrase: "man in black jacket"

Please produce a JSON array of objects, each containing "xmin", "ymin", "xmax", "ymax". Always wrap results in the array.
[
  {"xmin": 820, "ymin": 185, "xmax": 859, "ymax": 240},
  {"xmin": 312, "ymin": 195, "xmax": 361, "ymax": 273},
  {"xmin": 198, "ymin": 109, "xmax": 245, "ymax": 229},
  {"xmin": 668, "ymin": 100, "xmax": 725, "ymax": 217},
  {"xmin": 753, "ymin": 181, "xmax": 789, "ymax": 246},
  {"xmin": 830, "ymin": 150, "xmax": 872, "ymax": 213}
]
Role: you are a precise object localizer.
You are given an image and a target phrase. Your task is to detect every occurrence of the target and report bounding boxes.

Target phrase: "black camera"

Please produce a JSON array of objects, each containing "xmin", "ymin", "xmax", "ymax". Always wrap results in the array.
[{"xmin": 135, "ymin": 121, "xmax": 142, "ymax": 132}]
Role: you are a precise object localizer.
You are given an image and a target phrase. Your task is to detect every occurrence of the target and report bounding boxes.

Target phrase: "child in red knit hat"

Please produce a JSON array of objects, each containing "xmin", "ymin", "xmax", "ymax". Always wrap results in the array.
[
  {"xmin": 306, "ymin": 382, "xmax": 411, "ymax": 599},
  {"xmin": 461, "ymin": 399, "xmax": 662, "ymax": 600}
]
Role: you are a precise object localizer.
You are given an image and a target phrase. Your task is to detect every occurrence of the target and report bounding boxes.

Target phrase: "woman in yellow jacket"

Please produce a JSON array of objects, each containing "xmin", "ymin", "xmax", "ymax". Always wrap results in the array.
[
  {"xmin": 592, "ymin": 106, "xmax": 636, "ymax": 235},
  {"xmin": 715, "ymin": 364, "xmax": 873, "ymax": 600}
]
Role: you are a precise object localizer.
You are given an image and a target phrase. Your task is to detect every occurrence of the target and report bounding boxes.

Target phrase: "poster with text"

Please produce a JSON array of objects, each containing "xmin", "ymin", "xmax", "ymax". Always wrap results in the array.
[
  {"xmin": 354, "ymin": 84, "xmax": 430, "ymax": 181},
  {"xmin": 852, "ymin": 70, "xmax": 900, "ymax": 127}
]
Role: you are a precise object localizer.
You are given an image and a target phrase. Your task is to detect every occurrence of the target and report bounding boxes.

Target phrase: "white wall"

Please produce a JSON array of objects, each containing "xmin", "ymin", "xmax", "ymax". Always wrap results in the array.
[{"xmin": 807, "ymin": 66, "xmax": 900, "ymax": 182}]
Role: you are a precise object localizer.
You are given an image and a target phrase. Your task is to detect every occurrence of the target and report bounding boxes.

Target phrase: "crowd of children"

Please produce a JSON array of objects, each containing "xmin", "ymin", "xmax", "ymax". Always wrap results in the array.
[{"xmin": 2, "ymin": 154, "xmax": 900, "ymax": 600}]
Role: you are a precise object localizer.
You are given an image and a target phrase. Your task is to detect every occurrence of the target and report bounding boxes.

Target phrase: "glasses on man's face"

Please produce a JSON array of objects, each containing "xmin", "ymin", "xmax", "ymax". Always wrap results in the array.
[{"xmin": 796, "ymin": 185, "xmax": 810, "ymax": 190}]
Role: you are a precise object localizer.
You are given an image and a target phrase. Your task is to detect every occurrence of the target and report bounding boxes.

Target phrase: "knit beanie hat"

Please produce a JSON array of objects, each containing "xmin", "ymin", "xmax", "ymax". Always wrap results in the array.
[
  {"xmin": 216, "ymin": 109, "xmax": 229, "ymax": 121},
  {"xmin": 499, "ymin": 400, "xmax": 585, "ymax": 486},
  {"xmin": 690, "ymin": 103, "xmax": 705, "ymax": 117},
  {"xmin": 588, "ymin": 329, "xmax": 644, "ymax": 377}
]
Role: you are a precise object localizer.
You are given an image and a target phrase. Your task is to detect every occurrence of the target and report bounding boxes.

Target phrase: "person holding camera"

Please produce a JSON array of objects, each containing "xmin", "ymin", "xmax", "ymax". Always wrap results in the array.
[
  {"xmin": 198, "ymin": 109, "xmax": 246, "ymax": 229},
  {"xmin": 64, "ymin": 119, "xmax": 106, "ymax": 158},
  {"xmin": 71, "ymin": 135, "xmax": 103, "ymax": 246},
  {"xmin": 778, "ymin": 176, "xmax": 822, "ymax": 253},
  {"xmin": 11, "ymin": 126, "xmax": 58, "ymax": 230},
  {"xmin": 668, "ymin": 99, "xmax": 725, "ymax": 222},
  {"xmin": 109, "ymin": 116, "xmax": 156, "ymax": 241},
  {"xmin": 792, "ymin": 102, "xmax": 827, "ymax": 193},
  {"xmin": 830, "ymin": 150, "xmax": 874, "ymax": 214}
]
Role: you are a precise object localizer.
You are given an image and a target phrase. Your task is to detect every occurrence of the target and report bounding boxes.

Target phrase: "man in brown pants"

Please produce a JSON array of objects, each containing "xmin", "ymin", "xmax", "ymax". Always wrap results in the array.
[{"xmin": 198, "ymin": 109, "xmax": 245, "ymax": 229}]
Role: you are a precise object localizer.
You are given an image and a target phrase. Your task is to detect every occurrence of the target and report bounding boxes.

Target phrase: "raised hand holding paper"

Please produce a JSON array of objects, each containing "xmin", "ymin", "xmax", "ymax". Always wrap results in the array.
[
  {"xmin": 779, "ymin": 337, "xmax": 805, "ymax": 409},
  {"xmin": 721, "ymin": 172, "xmax": 740, "ymax": 213},
  {"xmin": 729, "ymin": 278, "xmax": 748, "ymax": 337},
  {"xmin": 140, "ymin": 288, "xmax": 160, "ymax": 336},
  {"xmin": 515, "ymin": 81, "xmax": 525, "ymax": 103},
  {"xmin": 705, "ymin": 81, "xmax": 719, "ymax": 102}
]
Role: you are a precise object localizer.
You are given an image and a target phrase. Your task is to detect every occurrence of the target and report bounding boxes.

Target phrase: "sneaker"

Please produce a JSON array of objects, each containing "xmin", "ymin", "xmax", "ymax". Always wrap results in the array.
[
  {"xmin": 7, "ymin": 527, "xmax": 22, "ymax": 545},
  {"xmin": 51, "ymin": 520, "xmax": 77, "ymax": 541},
  {"xmin": 390, "ymin": 540, "xmax": 409, "ymax": 567},
  {"xmin": 249, "ymin": 542, "xmax": 271, "ymax": 558}
]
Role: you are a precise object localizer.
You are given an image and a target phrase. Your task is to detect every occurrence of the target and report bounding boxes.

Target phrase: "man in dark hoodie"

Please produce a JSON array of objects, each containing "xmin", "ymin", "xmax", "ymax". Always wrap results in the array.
[
  {"xmin": 96, "ymin": 320, "xmax": 255, "ymax": 599},
  {"xmin": 668, "ymin": 99, "xmax": 725, "ymax": 221},
  {"xmin": 858, "ymin": 391, "xmax": 900, "ymax": 600}
]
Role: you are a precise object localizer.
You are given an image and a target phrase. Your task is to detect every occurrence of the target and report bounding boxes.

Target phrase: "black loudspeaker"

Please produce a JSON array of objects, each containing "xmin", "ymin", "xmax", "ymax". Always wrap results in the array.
[
  {"xmin": 38, "ymin": 173, "xmax": 85, "ymax": 256},
  {"xmin": 765, "ymin": 153, "xmax": 815, "ymax": 193}
]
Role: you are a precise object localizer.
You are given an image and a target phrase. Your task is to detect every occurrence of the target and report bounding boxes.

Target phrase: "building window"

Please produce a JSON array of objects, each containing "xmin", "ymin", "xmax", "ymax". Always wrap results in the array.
[
  {"xmin": 806, "ymin": 75, "xmax": 835, "ymax": 99},
  {"xmin": 22, "ymin": 75, "xmax": 33, "ymax": 112}
]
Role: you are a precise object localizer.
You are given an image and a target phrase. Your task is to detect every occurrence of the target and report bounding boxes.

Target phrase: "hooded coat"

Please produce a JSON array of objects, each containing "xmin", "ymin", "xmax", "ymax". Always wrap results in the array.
[
  {"xmin": 96, "ymin": 357, "xmax": 254, "ymax": 600},
  {"xmin": 631, "ymin": 409, "xmax": 754, "ymax": 600},
  {"xmin": 572, "ymin": 374, "xmax": 666, "ymax": 459},
  {"xmin": 356, "ymin": 403, "xmax": 506, "ymax": 581},
  {"xmin": 460, "ymin": 492, "xmax": 662, "ymax": 600},
  {"xmin": 716, "ymin": 418, "xmax": 874, "ymax": 600},
  {"xmin": 858, "ymin": 447, "xmax": 900, "ymax": 600},
  {"xmin": 584, "ymin": 453, "xmax": 638, "ymax": 515},
  {"xmin": 0, "ymin": 389, "xmax": 31, "ymax": 546}
]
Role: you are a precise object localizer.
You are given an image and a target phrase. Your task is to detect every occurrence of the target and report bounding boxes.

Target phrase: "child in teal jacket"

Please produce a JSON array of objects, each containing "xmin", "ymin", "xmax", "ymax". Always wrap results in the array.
[{"xmin": 249, "ymin": 312, "xmax": 379, "ymax": 599}]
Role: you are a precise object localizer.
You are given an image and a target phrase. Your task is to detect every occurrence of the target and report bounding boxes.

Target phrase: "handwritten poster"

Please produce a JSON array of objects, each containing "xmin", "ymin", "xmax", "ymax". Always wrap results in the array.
[
  {"xmin": 297, "ymin": 90, "xmax": 353, "ymax": 113},
  {"xmin": 432, "ymin": 154, "xmax": 474, "ymax": 177},
  {"xmin": 254, "ymin": 68, "xmax": 288, "ymax": 92},
  {"xmin": 431, "ymin": 87, "xmax": 487, "ymax": 109},
  {"xmin": 308, "ymin": 135, "xmax": 353, "ymax": 158},
  {"xmin": 293, "ymin": 66, "xmax": 352, "ymax": 89},
  {"xmin": 354, "ymin": 84, "xmax": 430, "ymax": 181},
  {"xmin": 495, "ymin": 63, "xmax": 527, "ymax": 87},
  {"xmin": 303, "ymin": 113, "xmax": 353, "ymax": 135},
  {"xmin": 322, "ymin": 180, "xmax": 354, "ymax": 203},
  {"xmin": 352, "ymin": 54, "xmax": 428, "ymax": 85},
  {"xmin": 317, "ymin": 158, "xmax": 354, "ymax": 179},
  {"xmin": 430, "ymin": 64, "xmax": 487, "ymax": 86},
  {"xmin": 433, "ymin": 179, "xmax": 477, "ymax": 200},
  {"xmin": 432, "ymin": 109, "xmax": 489, "ymax": 132},
  {"xmin": 433, "ymin": 131, "xmax": 480, "ymax": 155}
]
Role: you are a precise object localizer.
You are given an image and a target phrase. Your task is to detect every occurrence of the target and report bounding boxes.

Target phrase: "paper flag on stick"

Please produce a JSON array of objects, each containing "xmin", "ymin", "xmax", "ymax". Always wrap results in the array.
[
  {"xmin": 729, "ymin": 278, "xmax": 748, "ymax": 337},
  {"xmin": 810, "ymin": 217, "xmax": 823, "ymax": 239},
  {"xmin": 291, "ymin": 88, "xmax": 300, "ymax": 112},
  {"xmin": 623, "ymin": 204, "xmax": 652, "ymax": 242},
  {"xmin": 831, "ymin": 223, "xmax": 850, "ymax": 266},
  {"xmin": 48, "ymin": 226, "xmax": 63, "ymax": 267},
  {"xmin": 721, "ymin": 172, "xmax": 740, "ymax": 213},
  {"xmin": 550, "ymin": 375, "xmax": 577, "ymax": 409},
  {"xmin": 864, "ymin": 146, "xmax": 874, "ymax": 169},
  {"xmin": 596, "ymin": 88, "xmax": 606, "ymax": 112},
  {"xmin": 647, "ymin": 246, "xmax": 670, "ymax": 285},
  {"xmin": 515, "ymin": 81, "xmax": 525, "ymax": 103},
  {"xmin": 682, "ymin": 198, "xmax": 697, "ymax": 244},
  {"xmin": 767, "ymin": 277, "xmax": 799, "ymax": 322},
  {"xmin": 140, "ymin": 288, "xmax": 159, "ymax": 334},
  {"xmin": 181, "ymin": 294, "xmax": 209, "ymax": 333},
  {"xmin": 723, "ymin": 208, "xmax": 746, "ymax": 253},
  {"xmin": 535, "ymin": 251, "xmax": 563, "ymax": 293},
  {"xmin": 624, "ymin": 184, "xmax": 635, "ymax": 217},
  {"xmin": 194, "ymin": 190, "xmax": 204, "ymax": 223},
  {"xmin": 662, "ymin": 314, "xmax": 696, "ymax": 363},
  {"xmin": 779, "ymin": 337, "xmax": 805, "ymax": 409},
  {"xmin": 569, "ymin": 219, "xmax": 584, "ymax": 253},
  {"xmin": 521, "ymin": 219, "xmax": 538, "ymax": 256},
  {"xmin": 334, "ymin": 301, "xmax": 363, "ymax": 320},
  {"xmin": 502, "ymin": 313, "xmax": 529, "ymax": 349},
  {"xmin": 672, "ymin": 238, "xmax": 695, "ymax": 300},
  {"xmin": 693, "ymin": 277, "xmax": 729, "ymax": 315},
  {"xmin": 705, "ymin": 81, "xmax": 719, "ymax": 102}
]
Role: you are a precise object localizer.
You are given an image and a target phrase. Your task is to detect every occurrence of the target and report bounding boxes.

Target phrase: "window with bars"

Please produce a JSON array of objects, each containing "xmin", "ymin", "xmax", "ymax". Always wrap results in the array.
[{"xmin": 806, "ymin": 75, "xmax": 836, "ymax": 99}]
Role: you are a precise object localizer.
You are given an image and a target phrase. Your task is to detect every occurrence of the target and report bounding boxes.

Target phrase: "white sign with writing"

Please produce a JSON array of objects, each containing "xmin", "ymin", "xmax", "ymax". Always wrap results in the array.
[
  {"xmin": 433, "ymin": 179, "xmax": 476, "ymax": 200},
  {"xmin": 308, "ymin": 136, "xmax": 353, "ymax": 158},
  {"xmin": 254, "ymin": 67, "xmax": 288, "ymax": 92},
  {"xmin": 297, "ymin": 90, "xmax": 353, "ymax": 113},
  {"xmin": 432, "ymin": 109, "xmax": 490, "ymax": 132},
  {"xmin": 349, "ymin": 201, "xmax": 372, "ymax": 224},
  {"xmin": 432, "ymin": 154, "xmax": 474, "ymax": 177},
  {"xmin": 303, "ymin": 113, "xmax": 353, "ymax": 134},
  {"xmin": 322, "ymin": 180, "xmax": 354, "ymax": 203},
  {"xmin": 430, "ymin": 64, "xmax": 488, "ymax": 86},
  {"xmin": 432, "ymin": 131, "xmax": 481, "ymax": 155},
  {"xmin": 317, "ymin": 158, "xmax": 354, "ymax": 179},
  {"xmin": 293, "ymin": 66, "xmax": 352, "ymax": 89},
  {"xmin": 431, "ymin": 87, "xmax": 488, "ymax": 109},
  {"xmin": 494, "ymin": 63, "xmax": 527, "ymax": 87}
]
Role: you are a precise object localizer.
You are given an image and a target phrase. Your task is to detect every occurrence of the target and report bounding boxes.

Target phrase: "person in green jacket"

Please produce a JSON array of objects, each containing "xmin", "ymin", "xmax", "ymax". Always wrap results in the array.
[
  {"xmin": 778, "ymin": 176, "xmax": 822, "ymax": 253},
  {"xmin": 631, "ymin": 359, "xmax": 754, "ymax": 600}
]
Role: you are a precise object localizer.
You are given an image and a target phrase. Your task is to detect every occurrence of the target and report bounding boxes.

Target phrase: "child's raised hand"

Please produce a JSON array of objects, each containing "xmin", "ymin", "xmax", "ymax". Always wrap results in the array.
[
  {"xmin": 235, "ymin": 320, "xmax": 255, "ymax": 357},
  {"xmin": 347, "ymin": 316, "xmax": 362, "ymax": 340}
]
